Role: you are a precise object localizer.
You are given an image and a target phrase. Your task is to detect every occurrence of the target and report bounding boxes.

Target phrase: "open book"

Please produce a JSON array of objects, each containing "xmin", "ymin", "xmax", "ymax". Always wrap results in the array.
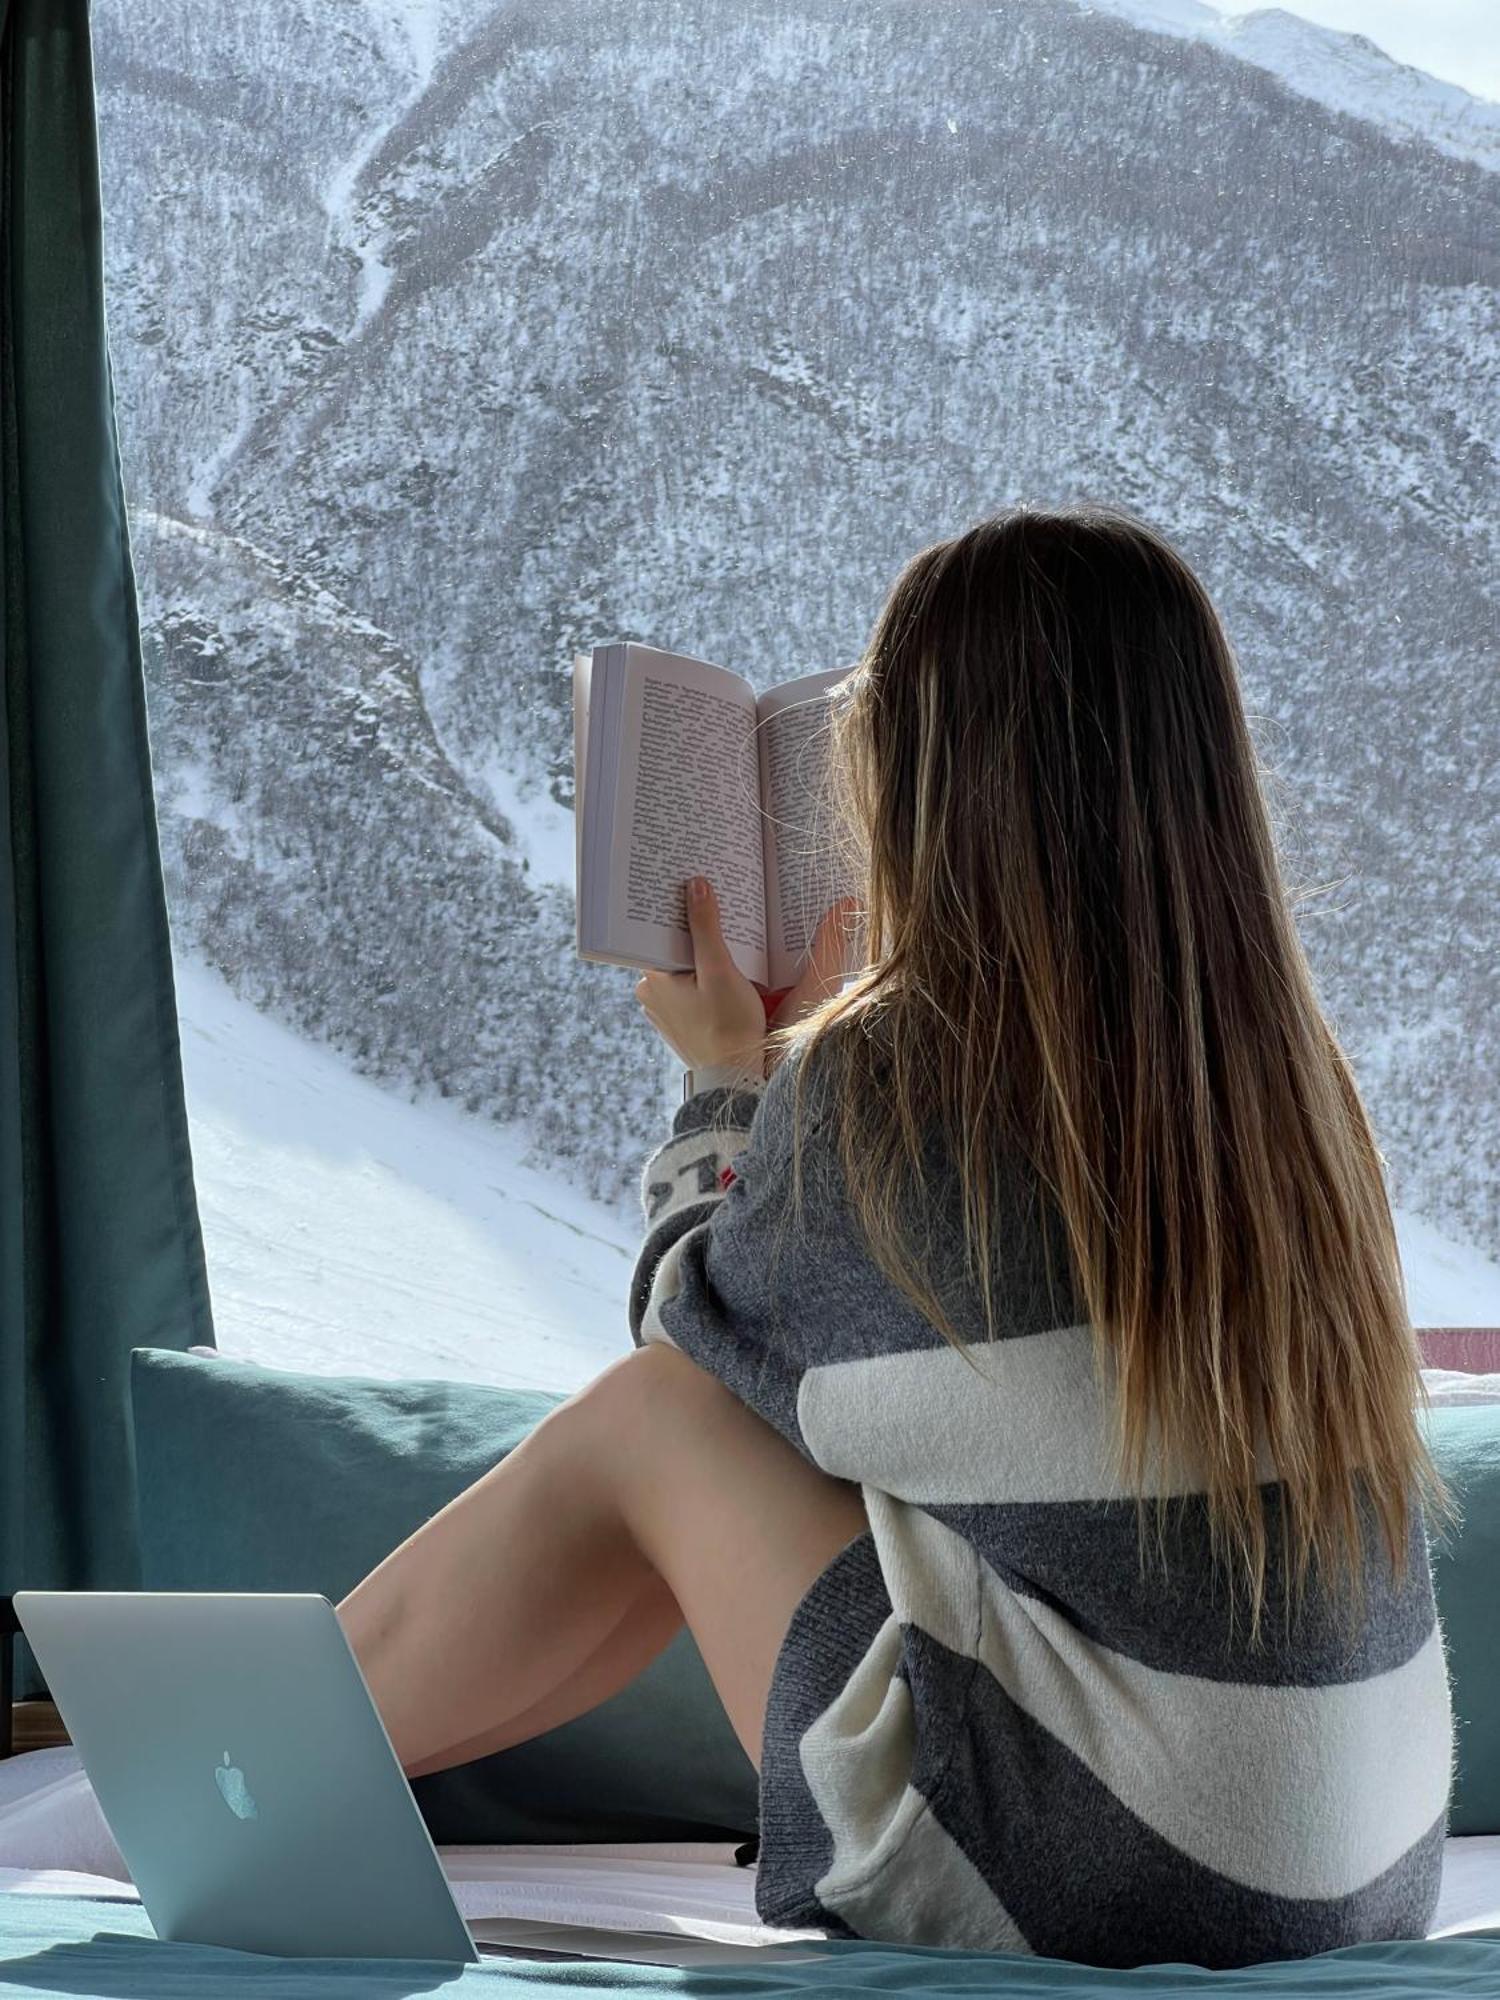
[{"xmin": 574, "ymin": 643, "xmax": 862, "ymax": 989}]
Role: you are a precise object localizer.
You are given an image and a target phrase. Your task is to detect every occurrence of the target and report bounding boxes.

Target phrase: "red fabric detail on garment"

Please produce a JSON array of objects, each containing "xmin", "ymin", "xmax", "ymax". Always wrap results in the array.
[{"xmin": 719, "ymin": 1165, "xmax": 737, "ymax": 1189}]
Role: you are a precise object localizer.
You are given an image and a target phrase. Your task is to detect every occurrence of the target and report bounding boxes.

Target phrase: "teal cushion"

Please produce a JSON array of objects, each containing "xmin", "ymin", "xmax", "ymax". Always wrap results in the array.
[
  {"xmin": 1426, "ymin": 1400, "xmax": 1500, "ymax": 1835},
  {"xmin": 128, "ymin": 1346, "xmax": 758, "ymax": 1844}
]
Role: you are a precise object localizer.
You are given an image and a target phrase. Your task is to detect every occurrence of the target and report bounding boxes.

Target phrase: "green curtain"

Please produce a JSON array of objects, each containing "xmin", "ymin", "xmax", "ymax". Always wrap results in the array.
[{"xmin": 1, "ymin": 0, "xmax": 214, "ymax": 1696}]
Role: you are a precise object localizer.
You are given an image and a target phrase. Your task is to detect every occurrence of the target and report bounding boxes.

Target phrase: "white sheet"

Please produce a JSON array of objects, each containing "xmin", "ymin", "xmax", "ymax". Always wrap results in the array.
[
  {"xmin": 1425, "ymin": 1834, "xmax": 1500, "ymax": 1938},
  {"xmin": 0, "ymin": 1748, "xmax": 1495, "ymax": 1951},
  {"xmin": 1420, "ymin": 1367, "xmax": 1500, "ymax": 1407}
]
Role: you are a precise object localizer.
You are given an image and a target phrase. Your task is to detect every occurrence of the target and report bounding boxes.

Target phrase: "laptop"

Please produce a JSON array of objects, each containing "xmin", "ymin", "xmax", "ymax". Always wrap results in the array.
[{"xmin": 13, "ymin": 1591, "xmax": 479, "ymax": 1963}]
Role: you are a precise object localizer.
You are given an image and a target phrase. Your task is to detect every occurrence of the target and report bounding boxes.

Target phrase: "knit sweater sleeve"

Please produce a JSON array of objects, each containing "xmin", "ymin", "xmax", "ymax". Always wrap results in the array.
[{"xmin": 628, "ymin": 1045, "xmax": 832, "ymax": 1460}]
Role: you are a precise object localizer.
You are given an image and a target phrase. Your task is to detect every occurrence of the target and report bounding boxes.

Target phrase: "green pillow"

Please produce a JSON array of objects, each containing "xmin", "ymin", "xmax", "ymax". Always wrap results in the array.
[
  {"xmin": 128, "ymin": 1347, "xmax": 758, "ymax": 1845},
  {"xmin": 1426, "ymin": 1401, "xmax": 1500, "ymax": 1836}
]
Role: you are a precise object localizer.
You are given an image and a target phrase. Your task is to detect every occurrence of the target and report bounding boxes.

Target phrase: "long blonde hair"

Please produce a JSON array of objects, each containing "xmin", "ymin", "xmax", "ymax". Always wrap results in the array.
[{"xmin": 767, "ymin": 504, "xmax": 1442, "ymax": 1637}]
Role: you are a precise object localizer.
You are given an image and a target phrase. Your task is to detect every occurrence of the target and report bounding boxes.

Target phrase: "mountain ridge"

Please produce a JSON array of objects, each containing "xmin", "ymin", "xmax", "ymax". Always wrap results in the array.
[{"xmin": 1075, "ymin": 1, "xmax": 1500, "ymax": 168}]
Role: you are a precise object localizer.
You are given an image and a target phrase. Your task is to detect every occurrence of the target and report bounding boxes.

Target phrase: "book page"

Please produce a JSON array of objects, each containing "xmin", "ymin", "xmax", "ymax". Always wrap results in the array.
[
  {"xmin": 601, "ymin": 647, "xmax": 769, "ymax": 983},
  {"xmin": 756, "ymin": 666, "xmax": 862, "ymax": 991}
]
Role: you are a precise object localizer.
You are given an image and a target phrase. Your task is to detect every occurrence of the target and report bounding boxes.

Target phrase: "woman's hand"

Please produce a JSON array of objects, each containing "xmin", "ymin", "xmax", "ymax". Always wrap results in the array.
[
  {"xmin": 634, "ymin": 875, "xmax": 861, "ymax": 1072},
  {"xmin": 759, "ymin": 896, "xmax": 863, "ymax": 1074}
]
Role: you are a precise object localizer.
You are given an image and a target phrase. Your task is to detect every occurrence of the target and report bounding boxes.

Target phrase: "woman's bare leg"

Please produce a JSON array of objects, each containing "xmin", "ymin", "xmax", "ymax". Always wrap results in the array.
[
  {"xmin": 400, "ymin": 1572, "xmax": 683, "ymax": 1779},
  {"xmin": 337, "ymin": 1343, "xmax": 869, "ymax": 1775}
]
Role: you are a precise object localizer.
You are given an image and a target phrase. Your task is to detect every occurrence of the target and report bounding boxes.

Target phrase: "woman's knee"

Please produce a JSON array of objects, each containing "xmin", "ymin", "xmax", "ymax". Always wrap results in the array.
[
  {"xmin": 565, "ymin": 1344, "xmax": 784, "ymax": 1511},
  {"xmin": 548, "ymin": 1341, "xmax": 729, "ymax": 1479},
  {"xmin": 574, "ymin": 1339, "xmax": 727, "ymax": 1422},
  {"xmin": 626, "ymin": 1337, "xmax": 739, "ymax": 1416}
]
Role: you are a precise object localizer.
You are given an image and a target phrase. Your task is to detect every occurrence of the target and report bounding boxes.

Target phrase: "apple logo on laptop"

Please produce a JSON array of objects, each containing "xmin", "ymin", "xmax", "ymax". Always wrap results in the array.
[{"xmin": 214, "ymin": 1751, "xmax": 258, "ymax": 1821}]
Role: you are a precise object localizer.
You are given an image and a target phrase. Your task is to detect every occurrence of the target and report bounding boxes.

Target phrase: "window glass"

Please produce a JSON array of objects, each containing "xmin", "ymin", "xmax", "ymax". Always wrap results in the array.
[{"xmin": 93, "ymin": 0, "xmax": 1500, "ymax": 1376}]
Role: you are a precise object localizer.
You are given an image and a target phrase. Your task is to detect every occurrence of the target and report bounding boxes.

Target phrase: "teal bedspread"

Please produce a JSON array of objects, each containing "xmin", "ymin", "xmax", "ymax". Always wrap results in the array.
[{"xmin": 1, "ymin": 1899, "xmax": 1498, "ymax": 2000}]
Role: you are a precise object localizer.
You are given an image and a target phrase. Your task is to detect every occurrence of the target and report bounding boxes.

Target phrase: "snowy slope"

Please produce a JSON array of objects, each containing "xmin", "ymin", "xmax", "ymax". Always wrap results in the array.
[
  {"xmin": 175, "ymin": 957, "xmax": 638, "ymax": 1393},
  {"xmin": 174, "ymin": 958, "xmax": 1500, "ymax": 1398},
  {"xmin": 1075, "ymin": 1, "xmax": 1500, "ymax": 167}
]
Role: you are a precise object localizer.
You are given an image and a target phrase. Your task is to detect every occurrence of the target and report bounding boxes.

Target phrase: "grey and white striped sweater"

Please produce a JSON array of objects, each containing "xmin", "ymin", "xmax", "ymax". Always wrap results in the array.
[{"xmin": 628, "ymin": 1044, "xmax": 1454, "ymax": 1968}]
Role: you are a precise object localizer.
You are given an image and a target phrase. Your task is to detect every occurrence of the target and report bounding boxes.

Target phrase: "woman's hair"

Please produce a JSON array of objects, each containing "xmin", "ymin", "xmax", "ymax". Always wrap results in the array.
[{"xmin": 765, "ymin": 502, "xmax": 1442, "ymax": 1638}]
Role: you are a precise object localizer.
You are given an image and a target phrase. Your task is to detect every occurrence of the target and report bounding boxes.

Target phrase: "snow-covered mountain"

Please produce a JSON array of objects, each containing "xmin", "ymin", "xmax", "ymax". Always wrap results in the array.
[
  {"xmin": 1076, "ymin": 3, "xmax": 1500, "ymax": 170},
  {"xmin": 175, "ymin": 953, "xmax": 1500, "ymax": 1381},
  {"xmin": 93, "ymin": 0, "xmax": 1498, "ymax": 1271}
]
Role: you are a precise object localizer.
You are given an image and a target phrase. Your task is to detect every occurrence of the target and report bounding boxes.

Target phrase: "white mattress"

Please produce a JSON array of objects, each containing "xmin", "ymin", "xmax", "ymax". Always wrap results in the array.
[{"xmin": 0, "ymin": 1747, "xmax": 1495, "ymax": 1958}]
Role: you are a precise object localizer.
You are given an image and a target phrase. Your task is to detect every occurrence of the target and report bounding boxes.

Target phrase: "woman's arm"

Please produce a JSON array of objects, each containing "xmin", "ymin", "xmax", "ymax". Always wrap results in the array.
[
  {"xmin": 626, "ymin": 870, "xmax": 858, "ymax": 1455},
  {"xmin": 628, "ymin": 1070, "xmax": 768, "ymax": 1340},
  {"xmin": 628, "ymin": 1047, "xmax": 834, "ymax": 1462}
]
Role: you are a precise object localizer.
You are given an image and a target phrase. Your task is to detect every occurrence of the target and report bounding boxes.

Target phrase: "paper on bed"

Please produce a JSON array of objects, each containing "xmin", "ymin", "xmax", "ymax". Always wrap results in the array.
[
  {"xmin": 442, "ymin": 1843, "xmax": 827, "ymax": 1946},
  {"xmin": 467, "ymin": 1918, "xmax": 830, "ymax": 1967},
  {"xmin": 468, "ymin": 1912, "xmax": 828, "ymax": 1960}
]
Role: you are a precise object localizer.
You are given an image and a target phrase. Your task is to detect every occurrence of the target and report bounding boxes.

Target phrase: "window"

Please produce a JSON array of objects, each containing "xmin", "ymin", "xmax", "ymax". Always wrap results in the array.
[{"xmin": 94, "ymin": 0, "xmax": 1500, "ymax": 1379}]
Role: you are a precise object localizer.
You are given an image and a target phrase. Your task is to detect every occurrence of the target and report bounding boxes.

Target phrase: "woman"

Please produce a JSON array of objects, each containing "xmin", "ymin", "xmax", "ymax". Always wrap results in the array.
[{"xmin": 339, "ymin": 505, "xmax": 1453, "ymax": 1968}]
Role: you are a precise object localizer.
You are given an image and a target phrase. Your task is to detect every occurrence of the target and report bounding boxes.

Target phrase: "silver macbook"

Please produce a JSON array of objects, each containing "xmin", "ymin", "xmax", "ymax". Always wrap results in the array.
[{"xmin": 13, "ymin": 1591, "xmax": 478, "ymax": 1963}]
